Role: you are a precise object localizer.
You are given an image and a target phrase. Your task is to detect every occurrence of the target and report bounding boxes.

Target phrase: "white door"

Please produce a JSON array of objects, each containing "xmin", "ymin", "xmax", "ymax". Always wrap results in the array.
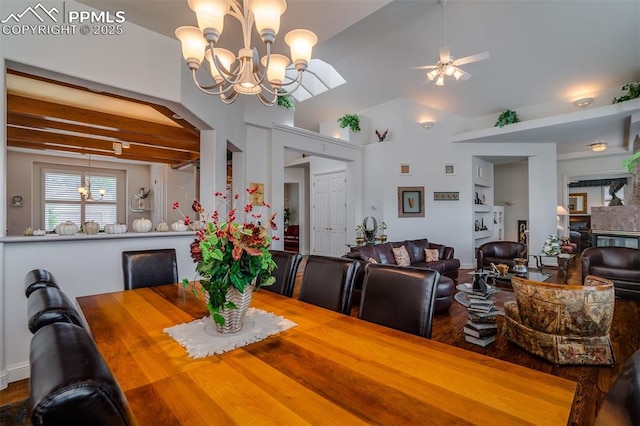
[{"xmin": 312, "ymin": 171, "xmax": 346, "ymax": 257}]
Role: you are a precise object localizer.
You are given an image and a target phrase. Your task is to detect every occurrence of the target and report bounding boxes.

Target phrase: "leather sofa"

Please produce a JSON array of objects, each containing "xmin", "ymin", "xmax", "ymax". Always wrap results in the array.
[
  {"xmin": 476, "ymin": 241, "xmax": 528, "ymax": 270},
  {"xmin": 582, "ymin": 246, "xmax": 640, "ymax": 300},
  {"xmin": 345, "ymin": 238, "xmax": 460, "ymax": 313}
]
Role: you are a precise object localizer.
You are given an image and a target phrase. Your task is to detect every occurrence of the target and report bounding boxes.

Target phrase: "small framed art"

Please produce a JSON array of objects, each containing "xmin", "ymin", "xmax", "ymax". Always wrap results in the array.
[
  {"xmin": 434, "ymin": 191, "xmax": 459, "ymax": 201},
  {"xmin": 398, "ymin": 186, "xmax": 424, "ymax": 217},
  {"xmin": 445, "ymin": 164, "xmax": 455, "ymax": 176},
  {"xmin": 400, "ymin": 163, "xmax": 411, "ymax": 176}
]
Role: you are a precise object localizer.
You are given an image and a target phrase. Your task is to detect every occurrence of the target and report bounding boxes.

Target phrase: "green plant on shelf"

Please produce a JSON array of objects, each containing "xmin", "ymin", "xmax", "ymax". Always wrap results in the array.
[
  {"xmin": 337, "ymin": 113, "xmax": 361, "ymax": 133},
  {"xmin": 612, "ymin": 81, "xmax": 640, "ymax": 104},
  {"xmin": 277, "ymin": 89, "xmax": 295, "ymax": 110},
  {"xmin": 494, "ymin": 109, "xmax": 520, "ymax": 128}
]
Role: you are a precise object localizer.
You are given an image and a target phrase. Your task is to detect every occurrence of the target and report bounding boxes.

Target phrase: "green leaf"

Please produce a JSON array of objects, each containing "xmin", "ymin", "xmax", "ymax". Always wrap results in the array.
[{"xmin": 622, "ymin": 150, "xmax": 640, "ymax": 173}]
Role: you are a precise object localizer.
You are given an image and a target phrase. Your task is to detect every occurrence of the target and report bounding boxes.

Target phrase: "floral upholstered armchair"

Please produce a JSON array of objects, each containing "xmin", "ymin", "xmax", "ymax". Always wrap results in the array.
[{"xmin": 503, "ymin": 275, "xmax": 615, "ymax": 365}]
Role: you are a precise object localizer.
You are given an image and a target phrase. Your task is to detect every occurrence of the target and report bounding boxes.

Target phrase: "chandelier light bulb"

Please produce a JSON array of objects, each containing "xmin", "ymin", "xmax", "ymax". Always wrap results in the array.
[
  {"xmin": 249, "ymin": 0, "xmax": 286, "ymax": 40},
  {"xmin": 205, "ymin": 48, "xmax": 235, "ymax": 82},
  {"xmin": 175, "ymin": 26, "xmax": 207, "ymax": 68},
  {"xmin": 188, "ymin": 0, "xmax": 229, "ymax": 38},
  {"xmin": 261, "ymin": 53, "xmax": 289, "ymax": 85},
  {"xmin": 285, "ymin": 29, "xmax": 317, "ymax": 69}
]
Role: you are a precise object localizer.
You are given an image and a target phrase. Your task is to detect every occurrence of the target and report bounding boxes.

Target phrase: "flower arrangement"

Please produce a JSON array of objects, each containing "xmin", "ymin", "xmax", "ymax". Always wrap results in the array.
[
  {"xmin": 541, "ymin": 234, "xmax": 561, "ymax": 256},
  {"xmin": 174, "ymin": 187, "xmax": 277, "ymax": 327}
]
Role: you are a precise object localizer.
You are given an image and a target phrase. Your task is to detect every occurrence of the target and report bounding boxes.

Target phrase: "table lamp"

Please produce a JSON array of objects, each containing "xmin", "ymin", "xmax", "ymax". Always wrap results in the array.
[{"xmin": 557, "ymin": 205, "xmax": 569, "ymax": 237}]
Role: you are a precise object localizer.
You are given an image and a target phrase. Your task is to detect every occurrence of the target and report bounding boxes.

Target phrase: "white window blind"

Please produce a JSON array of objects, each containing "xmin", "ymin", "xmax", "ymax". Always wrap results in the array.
[{"xmin": 43, "ymin": 169, "xmax": 119, "ymax": 232}]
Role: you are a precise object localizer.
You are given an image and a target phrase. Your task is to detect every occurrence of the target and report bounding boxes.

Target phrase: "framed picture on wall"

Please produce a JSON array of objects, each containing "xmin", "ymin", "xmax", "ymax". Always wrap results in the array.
[{"xmin": 398, "ymin": 186, "xmax": 424, "ymax": 217}]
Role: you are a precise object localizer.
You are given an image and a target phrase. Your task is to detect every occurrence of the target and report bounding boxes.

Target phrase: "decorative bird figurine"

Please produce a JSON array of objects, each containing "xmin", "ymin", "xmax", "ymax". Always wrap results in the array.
[{"xmin": 375, "ymin": 129, "xmax": 388, "ymax": 142}]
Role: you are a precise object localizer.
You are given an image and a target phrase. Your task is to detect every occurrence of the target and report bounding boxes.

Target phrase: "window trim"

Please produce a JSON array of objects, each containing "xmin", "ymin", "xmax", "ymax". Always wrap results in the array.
[{"xmin": 34, "ymin": 162, "xmax": 126, "ymax": 231}]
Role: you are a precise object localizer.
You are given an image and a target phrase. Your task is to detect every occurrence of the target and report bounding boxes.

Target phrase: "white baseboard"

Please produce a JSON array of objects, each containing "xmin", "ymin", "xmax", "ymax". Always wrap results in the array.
[
  {"xmin": 7, "ymin": 362, "xmax": 30, "ymax": 384},
  {"xmin": 460, "ymin": 262, "xmax": 476, "ymax": 269},
  {"xmin": 0, "ymin": 369, "xmax": 7, "ymax": 390}
]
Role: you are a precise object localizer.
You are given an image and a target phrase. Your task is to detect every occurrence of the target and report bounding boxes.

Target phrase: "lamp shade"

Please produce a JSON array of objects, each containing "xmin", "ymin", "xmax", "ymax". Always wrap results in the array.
[
  {"xmin": 188, "ymin": 0, "xmax": 230, "ymax": 35},
  {"xmin": 249, "ymin": 0, "xmax": 286, "ymax": 36},
  {"xmin": 205, "ymin": 48, "xmax": 235, "ymax": 82},
  {"xmin": 556, "ymin": 206, "xmax": 569, "ymax": 216},
  {"xmin": 285, "ymin": 29, "xmax": 317, "ymax": 66},
  {"xmin": 261, "ymin": 54, "xmax": 289, "ymax": 85},
  {"xmin": 175, "ymin": 26, "xmax": 207, "ymax": 64}
]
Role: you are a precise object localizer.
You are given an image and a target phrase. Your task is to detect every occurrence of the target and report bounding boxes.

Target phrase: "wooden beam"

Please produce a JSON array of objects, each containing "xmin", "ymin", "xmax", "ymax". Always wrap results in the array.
[
  {"xmin": 8, "ymin": 113, "xmax": 199, "ymax": 153},
  {"xmin": 8, "ymin": 94, "xmax": 199, "ymax": 144}
]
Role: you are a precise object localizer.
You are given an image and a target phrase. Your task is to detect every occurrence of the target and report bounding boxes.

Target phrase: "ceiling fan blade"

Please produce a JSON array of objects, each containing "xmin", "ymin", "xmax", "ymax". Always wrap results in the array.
[
  {"xmin": 439, "ymin": 47, "xmax": 450, "ymax": 63},
  {"xmin": 460, "ymin": 71, "xmax": 472, "ymax": 81},
  {"xmin": 409, "ymin": 65, "xmax": 438, "ymax": 70},
  {"xmin": 453, "ymin": 51, "xmax": 490, "ymax": 66}
]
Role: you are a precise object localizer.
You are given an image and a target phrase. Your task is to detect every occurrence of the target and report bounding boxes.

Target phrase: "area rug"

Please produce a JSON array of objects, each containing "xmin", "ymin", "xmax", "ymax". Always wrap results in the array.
[
  {"xmin": 164, "ymin": 308, "xmax": 297, "ymax": 359},
  {"xmin": 0, "ymin": 400, "xmax": 30, "ymax": 426}
]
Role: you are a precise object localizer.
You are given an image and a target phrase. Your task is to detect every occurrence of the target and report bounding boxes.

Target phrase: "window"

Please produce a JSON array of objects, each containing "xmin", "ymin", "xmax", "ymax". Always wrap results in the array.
[{"xmin": 43, "ymin": 167, "xmax": 119, "ymax": 232}]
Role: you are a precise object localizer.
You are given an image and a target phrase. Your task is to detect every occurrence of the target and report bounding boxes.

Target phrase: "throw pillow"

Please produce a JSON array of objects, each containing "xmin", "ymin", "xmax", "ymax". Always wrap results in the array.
[
  {"xmin": 424, "ymin": 248, "xmax": 440, "ymax": 262},
  {"xmin": 392, "ymin": 246, "xmax": 411, "ymax": 267},
  {"xmin": 367, "ymin": 257, "xmax": 378, "ymax": 264}
]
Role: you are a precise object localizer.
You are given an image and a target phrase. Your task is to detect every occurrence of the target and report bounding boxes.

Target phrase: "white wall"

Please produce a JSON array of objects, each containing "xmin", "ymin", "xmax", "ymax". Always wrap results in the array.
[
  {"xmin": 495, "ymin": 161, "xmax": 529, "ymax": 242},
  {"xmin": 557, "ymin": 154, "xmax": 631, "ymax": 205}
]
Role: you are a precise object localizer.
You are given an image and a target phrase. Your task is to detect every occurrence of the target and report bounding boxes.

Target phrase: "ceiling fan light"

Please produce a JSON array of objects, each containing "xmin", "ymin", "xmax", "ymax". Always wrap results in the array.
[
  {"xmin": 435, "ymin": 75, "xmax": 445, "ymax": 86},
  {"xmin": 445, "ymin": 65, "xmax": 455, "ymax": 76},
  {"xmin": 453, "ymin": 69, "xmax": 464, "ymax": 80}
]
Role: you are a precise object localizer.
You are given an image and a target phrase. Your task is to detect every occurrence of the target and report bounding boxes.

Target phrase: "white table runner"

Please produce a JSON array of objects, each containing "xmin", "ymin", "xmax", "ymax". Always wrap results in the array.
[{"xmin": 164, "ymin": 308, "xmax": 297, "ymax": 359}]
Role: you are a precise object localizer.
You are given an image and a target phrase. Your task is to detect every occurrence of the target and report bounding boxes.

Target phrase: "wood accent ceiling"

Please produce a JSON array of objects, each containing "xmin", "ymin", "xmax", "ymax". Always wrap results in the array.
[{"xmin": 6, "ymin": 70, "xmax": 200, "ymax": 168}]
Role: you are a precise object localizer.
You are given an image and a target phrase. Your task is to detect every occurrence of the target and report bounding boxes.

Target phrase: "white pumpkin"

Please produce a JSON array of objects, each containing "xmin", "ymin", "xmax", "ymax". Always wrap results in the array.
[
  {"xmin": 83, "ymin": 220, "xmax": 100, "ymax": 235},
  {"xmin": 155, "ymin": 222, "xmax": 169, "ymax": 232},
  {"xmin": 133, "ymin": 218, "xmax": 153, "ymax": 233},
  {"xmin": 105, "ymin": 223, "xmax": 127, "ymax": 234},
  {"xmin": 32, "ymin": 229, "xmax": 46, "ymax": 236},
  {"xmin": 55, "ymin": 221, "xmax": 79, "ymax": 235},
  {"xmin": 170, "ymin": 220, "xmax": 189, "ymax": 232}
]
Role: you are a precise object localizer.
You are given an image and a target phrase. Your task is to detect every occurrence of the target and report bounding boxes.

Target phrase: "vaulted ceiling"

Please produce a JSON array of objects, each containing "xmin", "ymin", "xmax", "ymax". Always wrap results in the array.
[{"xmin": 6, "ymin": 70, "xmax": 200, "ymax": 168}]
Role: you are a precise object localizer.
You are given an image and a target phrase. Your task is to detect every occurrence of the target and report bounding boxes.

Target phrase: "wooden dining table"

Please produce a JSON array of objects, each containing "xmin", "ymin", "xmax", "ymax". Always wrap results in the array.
[{"xmin": 76, "ymin": 284, "xmax": 577, "ymax": 425}]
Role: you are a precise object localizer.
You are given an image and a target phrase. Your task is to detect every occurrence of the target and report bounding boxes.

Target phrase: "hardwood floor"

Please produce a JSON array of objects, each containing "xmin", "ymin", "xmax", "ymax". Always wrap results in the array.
[{"xmin": 3, "ymin": 255, "xmax": 638, "ymax": 426}]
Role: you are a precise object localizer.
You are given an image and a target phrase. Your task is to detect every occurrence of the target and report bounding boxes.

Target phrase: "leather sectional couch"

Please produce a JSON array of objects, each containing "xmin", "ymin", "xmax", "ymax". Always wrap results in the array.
[
  {"xmin": 581, "ymin": 246, "xmax": 640, "ymax": 300},
  {"xmin": 345, "ymin": 238, "xmax": 460, "ymax": 313}
]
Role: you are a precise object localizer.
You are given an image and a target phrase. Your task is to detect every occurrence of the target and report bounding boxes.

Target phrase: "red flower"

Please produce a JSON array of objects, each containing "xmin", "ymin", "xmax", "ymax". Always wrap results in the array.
[
  {"xmin": 172, "ymin": 202, "xmax": 179, "ymax": 209},
  {"xmin": 192, "ymin": 200, "xmax": 204, "ymax": 214},
  {"xmin": 189, "ymin": 240, "xmax": 202, "ymax": 263}
]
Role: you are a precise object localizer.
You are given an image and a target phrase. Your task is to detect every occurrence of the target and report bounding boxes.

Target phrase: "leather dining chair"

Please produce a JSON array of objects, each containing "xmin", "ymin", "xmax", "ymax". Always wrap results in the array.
[
  {"xmin": 24, "ymin": 268, "xmax": 59, "ymax": 298},
  {"xmin": 263, "ymin": 250, "xmax": 303, "ymax": 298},
  {"xmin": 122, "ymin": 249, "xmax": 178, "ymax": 290},
  {"xmin": 298, "ymin": 255, "xmax": 360, "ymax": 314},
  {"xmin": 27, "ymin": 286, "xmax": 85, "ymax": 334},
  {"xmin": 358, "ymin": 263, "xmax": 439, "ymax": 338}
]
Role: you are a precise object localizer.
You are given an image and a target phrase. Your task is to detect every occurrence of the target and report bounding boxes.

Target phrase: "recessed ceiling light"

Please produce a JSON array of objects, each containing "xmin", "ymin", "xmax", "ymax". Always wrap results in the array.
[
  {"xmin": 420, "ymin": 121, "xmax": 435, "ymax": 129},
  {"xmin": 590, "ymin": 142, "xmax": 607, "ymax": 152},
  {"xmin": 172, "ymin": 114, "xmax": 183, "ymax": 120},
  {"xmin": 573, "ymin": 97, "xmax": 594, "ymax": 108}
]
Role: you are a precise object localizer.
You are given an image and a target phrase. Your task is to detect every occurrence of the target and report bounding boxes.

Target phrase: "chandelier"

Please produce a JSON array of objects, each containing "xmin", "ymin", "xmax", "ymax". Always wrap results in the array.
[
  {"xmin": 77, "ymin": 155, "xmax": 105, "ymax": 201},
  {"xmin": 175, "ymin": 0, "xmax": 318, "ymax": 106}
]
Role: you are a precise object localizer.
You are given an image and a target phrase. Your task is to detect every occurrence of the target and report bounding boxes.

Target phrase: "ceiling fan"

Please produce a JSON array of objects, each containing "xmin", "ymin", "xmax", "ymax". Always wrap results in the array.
[{"xmin": 412, "ymin": 0, "xmax": 489, "ymax": 86}]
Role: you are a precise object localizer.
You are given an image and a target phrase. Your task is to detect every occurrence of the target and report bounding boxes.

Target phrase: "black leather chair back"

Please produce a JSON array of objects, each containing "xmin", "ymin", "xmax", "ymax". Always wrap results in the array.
[
  {"xmin": 596, "ymin": 349, "xmax": 640, "ymax": 425},
  {"xmin": 359, "ymin": 263, "xmax": 439, "ymax": 338},
  {"xmin": 298, "ymin": 255, "xmax": 359, "ymax": 314},
  {"xmin": 263, "ymin": 250, "xmax": 302, "ymax": 297},
  {"xmin": 27, "ymin": 286, "xmax": 85, "ymax": 334},
  {"xmin": 25, "ymin": 268, "xmax": 59, "ymax": 298},
  {"xmin": 30, "ymin": 322, "xmax": 135, "ymax": 425},
  {"xmin": 122, "ymin": 249, "xmax": 178, "ymax": 290}
]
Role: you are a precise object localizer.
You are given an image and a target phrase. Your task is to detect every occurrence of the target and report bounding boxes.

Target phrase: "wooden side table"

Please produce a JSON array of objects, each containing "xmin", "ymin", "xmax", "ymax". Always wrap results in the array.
[{"xmin": 530, "ymin": 253, "xmax": 575, "ymax": 284}]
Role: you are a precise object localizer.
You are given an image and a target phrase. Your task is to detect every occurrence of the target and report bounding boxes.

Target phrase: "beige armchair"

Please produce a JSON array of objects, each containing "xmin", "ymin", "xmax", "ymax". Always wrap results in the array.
[{"xmin": 503, "ymin": 275, "xmax": 615, "ymax": 365}]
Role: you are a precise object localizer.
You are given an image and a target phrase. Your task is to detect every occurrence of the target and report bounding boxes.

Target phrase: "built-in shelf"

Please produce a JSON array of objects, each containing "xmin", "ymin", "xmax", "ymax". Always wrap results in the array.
[{"xmin": 474, "ymin": 205, "xmax": 493, "ymax": 213}]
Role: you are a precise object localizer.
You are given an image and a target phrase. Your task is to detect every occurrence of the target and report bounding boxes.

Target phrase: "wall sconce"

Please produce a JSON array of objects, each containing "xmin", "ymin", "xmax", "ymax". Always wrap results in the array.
[
  {"xmin": 590, "ymin": 142, "xmax": 607, "ymax": 152},
  {"xmin": 420, "ymin": 121, "xmax": 435, "ymax": 129},
  {"xmin": 573, "ymin": 97, "xmax": 594, "ymax": 108}
]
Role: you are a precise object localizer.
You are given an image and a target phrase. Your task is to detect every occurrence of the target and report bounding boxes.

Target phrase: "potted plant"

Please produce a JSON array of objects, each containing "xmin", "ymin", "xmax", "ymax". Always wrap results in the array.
[
  {"xmin": 355, "ymin": 224, "xmax": 365, "ymax": 246},
  {"xmin": 277, "ymin": 89, "xmax": 295, "ymax": 110},
  {"xmin": 494, "ymin": 109, "xmax": 520, "ymax": 128},
  {"xmin": 174, "ymin": 189, "xmax": 277, "ymax": 333},
  {"xmin": 283, "ymin": 207, "xmax": 292, "ymax": 226},
  {"xmin": 338, "ymin": 113, "xmax": 361, "ymax": 133},
  {"xmin": 612, "ymin": 81, "xmax": 640, "ymax": 104},
  {"xmin": 376, "ymin": 221, "xmax": 388, "ymax": 243}
]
